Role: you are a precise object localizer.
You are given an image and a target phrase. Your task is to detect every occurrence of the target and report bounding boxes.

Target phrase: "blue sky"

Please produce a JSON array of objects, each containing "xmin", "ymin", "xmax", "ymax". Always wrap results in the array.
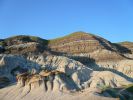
[{"xmin": 0, "ymin": 0, "xmax": 133, "ymax": 42}]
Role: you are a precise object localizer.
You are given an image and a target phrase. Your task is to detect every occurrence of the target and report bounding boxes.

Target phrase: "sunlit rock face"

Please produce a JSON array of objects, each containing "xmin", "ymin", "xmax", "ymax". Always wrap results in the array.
[
  {"xmin": 89, "ymin": 71, "xmax": 132, "ymax": 89},
  {"xmin": 0, "ymin": 54, "xmax": 93, "ymax": 90},
  {"xmin": 1, "ymin": 32, "xmax": 132, "ymax": 79},
  {"xmin": 16, "ymin": 71, "xmax": 80, "ymax": 93},
  {"xmin": 26, "ymin": 55, "xmax": 93, "ymax": 90},
  {"xmin": 95, "ymin": 60, "xmax": 133, "ymax": 78},
  {"xmin": 48, "ymin": 32, "xmax": 113, "ymax": 54},
  {"xmin": 0, "ymin": 54, "xmax": 132, "ymax": 100},
  {"xmin": 0, "ymin": 55, "xmax": 28, "ymax": 81},
  {"xmin": 1, "ymin": 35, "xmax": 48, "ymax": 54},
  {"xmin": 47, "ymin": 32, "xmax": 133, "ymax": 79},
  {"xmin": 0, "ymin": 54, "xmax": 41, "ymax": 84},
  {"xmin": 5, "ymin": 42, "xmax": 44, "ymax": 54},
  {"xmin": 0, "ymin": 33, "xmax": 133, "ymax": 100}
]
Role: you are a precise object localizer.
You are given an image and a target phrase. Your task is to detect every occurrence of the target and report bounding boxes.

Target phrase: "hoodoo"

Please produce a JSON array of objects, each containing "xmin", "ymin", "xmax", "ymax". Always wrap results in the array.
[{"xmin": 0, "ymin": 32, "xmax": 133, "ymax": 100}]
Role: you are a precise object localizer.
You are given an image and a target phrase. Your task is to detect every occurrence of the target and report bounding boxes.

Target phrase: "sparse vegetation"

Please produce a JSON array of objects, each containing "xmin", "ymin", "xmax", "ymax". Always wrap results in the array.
[
  {"xmin": 97, "ymin": 84, "xmax": 111, "ymax": 92},
  {"xmin": 4, "ymin": 35, "xmax": 48, "ymax": 46},
  {"xmin": 100, "ymin": 84, "xmax": 133, "ymax": 100},
  {"xmin": 118, "ymin": 41, "xmax": 133, "ymax": 44},
  {"xmin": 48, "ymin": 31, "xmax": 94, "ymax": 45},
  {"xmin": 0, "ymin": 41, "xmax": 5, "ymax": 46},
  {"xmin": 125, "ymin": 84, "xmax": 133, "ymax": 93}
]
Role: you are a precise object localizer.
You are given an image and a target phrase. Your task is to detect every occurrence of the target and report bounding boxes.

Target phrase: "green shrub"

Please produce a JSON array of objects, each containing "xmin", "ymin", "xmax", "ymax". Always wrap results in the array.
[
  {"xmin": 125, "ymin": 84, "xmax": 133, "ymax": 93},
  {"xmin": 0, "ymin": 41, "xmax": 5, "ymax": 46}
]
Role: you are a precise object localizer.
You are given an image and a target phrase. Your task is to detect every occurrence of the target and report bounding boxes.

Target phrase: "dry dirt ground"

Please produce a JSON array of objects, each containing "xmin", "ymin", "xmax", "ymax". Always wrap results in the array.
[{"xmin": 0, "ymin": 84, "xmax": 118, "ymax": 100}]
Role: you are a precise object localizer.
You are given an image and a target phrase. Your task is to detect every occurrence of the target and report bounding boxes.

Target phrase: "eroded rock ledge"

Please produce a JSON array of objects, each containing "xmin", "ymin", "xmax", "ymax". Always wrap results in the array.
[{"xmin": 16, "ymin": 70, "xmax": 79, "ymax": 93}]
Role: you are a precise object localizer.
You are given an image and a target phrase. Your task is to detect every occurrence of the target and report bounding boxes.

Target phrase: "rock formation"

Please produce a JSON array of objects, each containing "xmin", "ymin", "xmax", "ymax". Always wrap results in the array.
[{"xmin": 0, "ymin": 32, "xmax": 133, "ymax": 100}]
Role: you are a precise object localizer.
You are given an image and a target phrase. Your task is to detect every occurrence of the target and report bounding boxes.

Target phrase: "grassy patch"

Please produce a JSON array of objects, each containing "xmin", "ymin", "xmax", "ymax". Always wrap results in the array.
[
  {"xmin": 125, "ymin": 84, "xmax": 133, "ymax": 93},
  {"xmin": 4, "ymin": 35, "xmax": 48, "ymax": 46},
  {"xmin": 118, "ymin": 41, "xmax": 133, "ymax": 44},
  {"xmin": 0, "ymin": 41, "xmax": 5, "ymax": 46},
  {"xmin": 48, "ymin": 31, "xmax": 94, "ymax": 45}
]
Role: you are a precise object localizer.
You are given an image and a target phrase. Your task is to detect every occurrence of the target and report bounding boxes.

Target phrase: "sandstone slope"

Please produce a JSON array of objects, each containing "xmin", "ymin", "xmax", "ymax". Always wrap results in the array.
[{"xmin": 0, "ymin": 54, "xmax": 132, "ymax": 100}]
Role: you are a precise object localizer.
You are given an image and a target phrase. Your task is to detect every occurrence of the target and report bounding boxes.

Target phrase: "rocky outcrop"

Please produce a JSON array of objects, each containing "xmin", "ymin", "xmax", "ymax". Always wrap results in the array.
[
  {"xmin": 0, "ymin": 54, "xmax": 132, "ymax": 89},
  {"xmin": 47, "ymin": 32, "xmax": 133, "ymax": 79},
  {"xmin": 1, "ymin": 32, "xmax": 132, "ymax": 62},
  {"xmin": 14, "ymin": 70, "xmax": 132, "ymax": 100},
  {"xmin": 0, "ymin": 54, "xmax": 132, "ymax": 100},
  {"xmin": 3, "ymin": 35, "xmax": 47, "ymax": 46},
  {"xmin": 48, "ymin": 32, "xmax": 129, "ymax": 62},
  {"xmin": 16, "ymin": 70, "xmax": 79, "ymax": 93},
  {"xmin": 89, "ymin": 71, "xmax": 132, "ymax": 89},
  {"xmin": 1, "ymin": 35, "xmax": 48, "ymax": 54},
  {"xmin": 0, "ymin": 54, "xmax": 93, "ymax": 89},
  {"xmin": 95, "ymin": 60, "xmax": 133, "ymax": 78},
  {"xmin": 0, "ymin": 84, "xmax": 118, "ymax": 100},
  {"xmin": 0, "ymin": 32, "xmax": 133, "ymax": 100},
  {"xmin": 27, "ymin": 55, "xmax": 93, "ymax": 89},
  {"xmin": 0, "ymin": 70, "xmax": 132, "ymax": 100},
  {"xmin": 118, "ymin": 42, "xmax": 133, "ymax": 58},
  {"xmin": 0, "ymin": 54, "xmax": 40, "ymax": 82},
  {"xmin": 1, "ymin": 32, "xmax": 132, "ymax": 60},
  {"xmin": 48, "ymin": 32, "xmax": 114, "ymax": 54},
  {"xmin": 119, "ymin": 42, "xmax": 133, "ymax": 53},
  {"xmin": 5, "ymin": 42, "xmax": 45, "ymax": 54}
]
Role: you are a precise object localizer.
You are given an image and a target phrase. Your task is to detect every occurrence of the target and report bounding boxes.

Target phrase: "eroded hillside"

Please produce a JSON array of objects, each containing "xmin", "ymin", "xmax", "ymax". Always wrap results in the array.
[{"xmin": 0, "ymin": 32, "xmax": 133, "ymax": 100}]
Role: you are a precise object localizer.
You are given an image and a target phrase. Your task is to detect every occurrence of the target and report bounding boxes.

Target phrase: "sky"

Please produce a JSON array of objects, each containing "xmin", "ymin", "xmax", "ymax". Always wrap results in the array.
[{"xmin": 0, "ymin": 0, "xmax": 133, "ymax": 42}]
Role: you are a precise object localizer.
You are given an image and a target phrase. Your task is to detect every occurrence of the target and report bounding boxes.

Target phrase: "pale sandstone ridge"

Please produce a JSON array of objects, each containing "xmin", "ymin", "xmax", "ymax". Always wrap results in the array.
[
  {"xmin": 47, "ymin": 32, "xmax": 133, "ymax": 79},
  {"xmin": 0, "ymin": 32, "xmax": 129, "ymax": 61},
  {"xmin": 0, "ymin": 54, "xmax": 40, "ymax": 82},
  {"xmin": 89, "ymin": 71, "xmax": 132, "ymax": 88},
  {"xmin": 1, "ymin": 32, "xmax": 132, "ymax": 78},
  {"xmin": 0, "ymin": 54, "xmax": 93, "ymax": 90},
  {"xmin": 0, "ymin": 85, "xmax": 118, "ymax": 100},
  {"xmin": 27, "ymin": 55, "xmax": 93, "ymax": 90},
  {"xmin": 96, "ymin": 60, "xmax": 133, "ymax": 78},
  {"xmin": 16, "ymin": 70, "xmax": 78, "ymax": 93},
  {"xmin": 0, "ymin": 54, "xmax": 132, "ymax": 100},
  {"xmin": 0, "ymin": 32, "xmax": 133, "ymax": 100}
]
